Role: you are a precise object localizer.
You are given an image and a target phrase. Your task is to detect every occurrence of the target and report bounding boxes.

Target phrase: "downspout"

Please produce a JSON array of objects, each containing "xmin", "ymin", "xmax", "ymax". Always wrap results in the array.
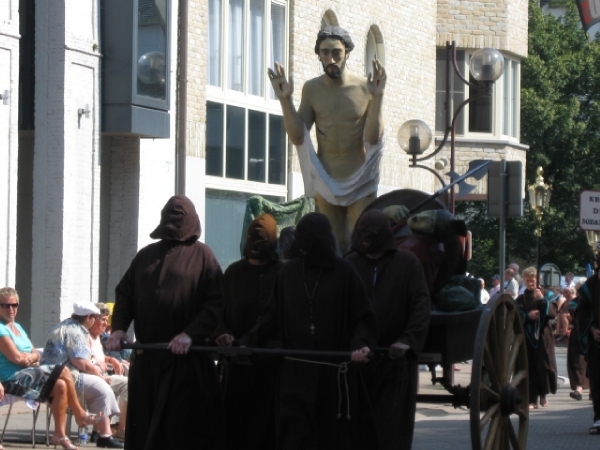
[{"xmin": 176, "ymin": 0, "xmax": 188, "ymax": 194}]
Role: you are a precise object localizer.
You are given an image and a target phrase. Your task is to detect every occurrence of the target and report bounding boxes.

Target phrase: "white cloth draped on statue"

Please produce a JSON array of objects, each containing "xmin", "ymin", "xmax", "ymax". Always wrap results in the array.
[{"xmin": 295, "ymin": 126, "xmax": 384, "ymax": 207}]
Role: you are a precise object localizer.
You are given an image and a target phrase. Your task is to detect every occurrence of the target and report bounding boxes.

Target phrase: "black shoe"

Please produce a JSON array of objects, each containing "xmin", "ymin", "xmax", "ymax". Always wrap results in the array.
[
  {"xmin": 96, "ymin": 435, "xmax": 124, "ymax": 448},
  {"xmin": 90, "ymin": 431, "xmax": 100, "ymax": 443}
]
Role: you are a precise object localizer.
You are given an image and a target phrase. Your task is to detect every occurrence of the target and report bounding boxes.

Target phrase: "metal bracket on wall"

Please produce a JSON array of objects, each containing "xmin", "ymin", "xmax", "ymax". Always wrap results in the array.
[{"xmin": 0, "ymin": 90, "xmax": 9, "ymax": 105}]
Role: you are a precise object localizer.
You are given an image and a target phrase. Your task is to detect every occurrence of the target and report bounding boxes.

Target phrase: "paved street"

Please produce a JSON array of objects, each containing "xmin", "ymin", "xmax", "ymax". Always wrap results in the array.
[
  {"xmin": 413, "ymin": 346, "xmax": 599, "ymax": 449},
  {"xmin": 0, "ymin": 347, "xmax": 597, "ymax": 449}
]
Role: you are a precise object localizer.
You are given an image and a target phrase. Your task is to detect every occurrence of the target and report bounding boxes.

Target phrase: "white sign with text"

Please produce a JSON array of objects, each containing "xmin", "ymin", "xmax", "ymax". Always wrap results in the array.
[{"xmin": 579, "ymin": 190, "xmax": 600, "ymax": 230}]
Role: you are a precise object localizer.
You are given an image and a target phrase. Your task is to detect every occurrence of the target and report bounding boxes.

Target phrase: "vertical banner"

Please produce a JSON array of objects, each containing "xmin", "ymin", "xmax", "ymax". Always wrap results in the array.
[{"xmin": 576, "ymin": 0, "xmax": 600, "ymax": 31}]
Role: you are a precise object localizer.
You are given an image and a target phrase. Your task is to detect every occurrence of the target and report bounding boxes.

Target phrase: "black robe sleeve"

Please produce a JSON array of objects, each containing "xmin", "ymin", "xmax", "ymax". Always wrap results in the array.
[
  {"xmin": 347, "ymin": 263, "xmax": 379, "ymax": 351},
  {"xmin": 182, "ymin": 248, "xmax": 225, "ymax": 342},
  {"xmin": 395, "ymin": 252, "xmax": 430, "ymax": 357}
]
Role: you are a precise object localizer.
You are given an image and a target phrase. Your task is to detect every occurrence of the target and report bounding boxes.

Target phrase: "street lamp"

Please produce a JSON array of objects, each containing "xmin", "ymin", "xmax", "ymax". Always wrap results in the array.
[
  {"xmin": 585, "ymin": 229, "xmax": 600, "ymax": 260},
  {"xmin": 398, "ymin": 41, "xmax": 505, "ymax": 214},
  {"xmin": 527, "ymin": 166, "xmax": 552, "ymax": 272}
]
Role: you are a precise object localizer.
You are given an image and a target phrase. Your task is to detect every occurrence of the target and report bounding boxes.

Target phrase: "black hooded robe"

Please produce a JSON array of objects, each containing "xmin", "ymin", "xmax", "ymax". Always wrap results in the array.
[
  {"xmin": 576, "ymin": 275, "xmax": 600, "ymax": 423},
  {"xmin": 346, "ymin": 209, "xmax": 431, "ymax": 450},
  {"xmin": 241, "ymin": 213, "xmax": 379, "ymax": 450},
  {"xmin": 112, "ymin": 195, "xmax": 225, "ymax": 450},
  {"xmin": 214, "ymin": 214, "xmax": 284, "ymax": 450}
]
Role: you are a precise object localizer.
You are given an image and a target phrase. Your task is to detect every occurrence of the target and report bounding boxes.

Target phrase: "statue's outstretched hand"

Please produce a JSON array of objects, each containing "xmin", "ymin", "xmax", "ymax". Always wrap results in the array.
[
  {"xmin": 268, "ymin": 62, "xmax": 293, "ymax": 100},
  {"xmin": 368, "ymin": 59, "xmax": 386, "ymax": 97}
]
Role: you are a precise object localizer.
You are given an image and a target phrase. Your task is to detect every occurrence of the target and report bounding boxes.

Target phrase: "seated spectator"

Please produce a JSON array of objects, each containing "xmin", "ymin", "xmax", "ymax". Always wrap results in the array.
[
  {"xmin": 89, "ymin": 303, "xmax": 128, "ymax": 442},
  {"xmin": 0, "ymin": 287, "xmax": 96, "ymax": 450},
  {"xmin": 98, "ymin": 303, "xmax": 130, "ymax": 376},
  {"xmin": 41, "ymin": 302, "xmax": 124, "ymax": 448}
]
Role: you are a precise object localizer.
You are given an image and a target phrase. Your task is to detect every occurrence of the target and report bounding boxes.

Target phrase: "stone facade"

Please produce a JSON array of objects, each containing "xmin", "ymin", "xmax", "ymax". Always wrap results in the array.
[
  {"xmin": 437, "ymin": 0, "xmax": 529, "ymax": 57},
  {"xmin": 0, "ymin": 0, "xmax": 530, "ymax": 339}
]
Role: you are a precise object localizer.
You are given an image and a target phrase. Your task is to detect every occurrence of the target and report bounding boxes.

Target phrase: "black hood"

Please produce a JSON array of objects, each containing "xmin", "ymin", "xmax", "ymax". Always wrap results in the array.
[
  {"xmin": 295, "ymin": 213, "xmax": 337, "ymax": 267},
  {"xmin": 351, "ymin": 209, "xmax": 397, "ymax": 255},
  {"xmin": 150, "ymin": 195, "xmax": 202, "ymax": 242}
]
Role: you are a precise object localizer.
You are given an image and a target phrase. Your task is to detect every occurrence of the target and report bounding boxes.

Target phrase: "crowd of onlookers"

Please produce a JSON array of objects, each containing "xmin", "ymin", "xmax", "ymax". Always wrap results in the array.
[
  {"xmin": 476, "ymin": 263, "xmax": 600, "ymax": 435},
  {"xmin": 0, "ymin": 288, "xmax": 128, "ymax": 449}
]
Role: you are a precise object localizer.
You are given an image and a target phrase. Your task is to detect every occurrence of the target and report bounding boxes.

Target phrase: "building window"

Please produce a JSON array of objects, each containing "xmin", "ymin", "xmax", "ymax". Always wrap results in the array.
[
  {"xmin": 321, "ymin": 10, "xmax": 338, "ymax": 29},
  {"xmin": 206, "ymin": 0, "xmax": 288, "ymax": 192},
  {"xmin": 206, "ymin": 101, "xmax": 287, "ymax": 186},
  {"xmin": 208, "ymin": 0, "xmax": 286, "ymax": 96},
  {"xmin": 365, "ymin": 26, "xmax": 385, "ymax": 76},
  {"xmin": 435, "ymin": 49, "xmax": 466, "ymax": 135},
  {"xmin": 469, "ymin": 73, "xmax": 492, "ymax": 133},
  {"xmin": 208, "ymin": 0, "xmax": 222, "ymax": 86},
  {"xmin": 435, "ymin": 48, "xmax": 519, "ymax": 140},
  {"xmin": 502, "ymin": 59, "xmax": 520, "ymax": 139}
]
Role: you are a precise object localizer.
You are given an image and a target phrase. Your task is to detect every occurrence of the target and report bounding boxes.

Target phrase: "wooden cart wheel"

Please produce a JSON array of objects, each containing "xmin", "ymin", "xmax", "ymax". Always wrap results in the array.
[{"xmin": 470, "ymin": 294, "xmax": 529, "ymax": 450}]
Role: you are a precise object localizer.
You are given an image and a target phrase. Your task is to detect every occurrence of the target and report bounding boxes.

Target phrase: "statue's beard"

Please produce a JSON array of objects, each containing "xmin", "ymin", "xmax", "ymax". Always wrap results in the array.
[{"xmin": 324, "ymin": 63, "xmax": 341, "ymax": 79}]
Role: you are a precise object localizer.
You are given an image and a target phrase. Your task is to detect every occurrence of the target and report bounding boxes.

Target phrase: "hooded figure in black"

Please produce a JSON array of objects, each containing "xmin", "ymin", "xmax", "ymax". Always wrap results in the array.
[
  {"xmin": 109, "ymin": 195, "xmax": 225, "ymax": 450},
  {"xmin": 241, "ymin": 212, "xmax": 379, "ymax": 450},
  {"xmin": 576, "ymin": 264, "xmax": 600, "ymax": 434},
  {"xmin": 213, "ymin": 214, "xmax": 283, "ymax": 450},
  {"xmin": 346, "ymin": 209, "xmax": 430, "ymax": 450}
]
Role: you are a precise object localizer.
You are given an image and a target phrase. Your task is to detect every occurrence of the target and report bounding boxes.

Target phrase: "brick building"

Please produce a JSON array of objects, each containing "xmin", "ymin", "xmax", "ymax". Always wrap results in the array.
[{"xmin": 0, "ymin": 0, "xmax": 528, "ymax": 341}]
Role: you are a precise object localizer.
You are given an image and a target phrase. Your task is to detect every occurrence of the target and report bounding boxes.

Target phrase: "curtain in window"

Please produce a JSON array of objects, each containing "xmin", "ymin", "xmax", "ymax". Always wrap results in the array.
[
  {"xmin": 511, "ymin": 62, "xmax": 519, "ymax": 138},
  {"xmin": 503, "ymin": 61, "xmax": 510, "ymax": 135},
  {"xmin": 249, "ymin": 0, "xmax": 264, "ymax": 96},
  {"xmin": 228, "ymin": 0, "xmax": 244, "ymax": 91},
  {"xmin": 208, "ymin": 0, "xmax": 222, "ymax": 86},
  {"xmin": 270, "ymin": 3, "xmax": 285, "ymax": 99}
]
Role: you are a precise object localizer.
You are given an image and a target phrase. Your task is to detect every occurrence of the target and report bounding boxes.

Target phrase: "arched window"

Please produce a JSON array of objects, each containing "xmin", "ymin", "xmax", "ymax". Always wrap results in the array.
[
  {"xmin": 365, "ymin": 25, "xmax": 385, "ymax": 75},
  {"xmin": 321, "ymin": 10, "xmax": 338, "ymax": 29}
]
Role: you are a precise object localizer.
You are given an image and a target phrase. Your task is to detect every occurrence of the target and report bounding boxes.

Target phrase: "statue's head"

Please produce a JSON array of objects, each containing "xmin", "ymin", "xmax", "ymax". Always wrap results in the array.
[{"xmin": 314, "ymin": 26, "xmax": 354, "ymax": 79}]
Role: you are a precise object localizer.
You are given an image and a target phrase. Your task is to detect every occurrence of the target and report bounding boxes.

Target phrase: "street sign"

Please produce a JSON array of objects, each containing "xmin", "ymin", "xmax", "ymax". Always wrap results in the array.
[
  {"xmin": 539, "ymin": 263, "xmax": 561, "ymax": 288},
  {"xmin": 579, "ymin": 190, "xmax": 600, "ymax": 230},
  {"xmin": 488, "ymin": 161, "xmax": 523, "ymax": 218}
]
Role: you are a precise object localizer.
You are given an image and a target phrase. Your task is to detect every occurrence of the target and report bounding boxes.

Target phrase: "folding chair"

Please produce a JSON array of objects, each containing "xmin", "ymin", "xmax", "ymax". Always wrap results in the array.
[{"xmin": 0, "ymin": 395, "xmax": 50, "ymax": 448}]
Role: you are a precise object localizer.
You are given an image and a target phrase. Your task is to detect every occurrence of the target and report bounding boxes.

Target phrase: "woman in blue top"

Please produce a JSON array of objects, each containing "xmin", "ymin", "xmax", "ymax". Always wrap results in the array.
[{"xmin": 0, "ymin": 287, "xmax": 96, "ymax": 450}]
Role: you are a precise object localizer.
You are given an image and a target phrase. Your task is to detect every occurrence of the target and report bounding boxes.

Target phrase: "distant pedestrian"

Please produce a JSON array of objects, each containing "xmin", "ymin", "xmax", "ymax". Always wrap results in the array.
[
  {"xmin": 509, "ymin": 262, "xmax": 523, "ymax": 293},
  {"xmin": 563, "ymin": 272, "xmax": 576, "ymax": 289},
  {"xmin": 489, "ymin": 274, "xmax": 501, "ymax": 297},
  {"xmin": 516, "ymin": 267, "xmax": 557, "ymax": 409},
  {"xmin": 504, "ymin": 269, "xmax": 519, "ymax": 299},
  {"xmin": 478, "ymin": 278, "xmax": 490, "ymax": 304},
  {"xmin": 565, "ymin": 288, "xmax": 588, "ymax": 401}
]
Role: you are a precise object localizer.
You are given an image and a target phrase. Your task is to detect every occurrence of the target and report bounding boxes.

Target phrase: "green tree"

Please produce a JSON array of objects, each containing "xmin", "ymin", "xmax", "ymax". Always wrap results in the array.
[{"xmin": 462, "ymin": 1, "xmax": 600, "ymax": 282}]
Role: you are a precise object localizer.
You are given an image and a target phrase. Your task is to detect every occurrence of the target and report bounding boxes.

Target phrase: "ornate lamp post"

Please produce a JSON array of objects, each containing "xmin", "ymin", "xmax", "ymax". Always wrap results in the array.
[
  {"xmin": 398, "ymin": 41, "xmax": 505, "ymax": 214},
  {"xmin": 585, "ymin": 230, "xmax": 600, "ymax": 269},
  {"xmin": 527, "ymin": 167, "xmax": 552, "ymax": 273}
]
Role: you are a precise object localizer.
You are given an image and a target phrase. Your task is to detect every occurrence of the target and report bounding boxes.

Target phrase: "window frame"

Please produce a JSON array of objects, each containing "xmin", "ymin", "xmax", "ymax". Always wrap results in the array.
[
  {"xmin": 206, "ymin": 0, "xmax": 289, "ymax": 198},
  {"xmin": 435, "ymin": 48, "xmax": 521, "ymax": 143}
]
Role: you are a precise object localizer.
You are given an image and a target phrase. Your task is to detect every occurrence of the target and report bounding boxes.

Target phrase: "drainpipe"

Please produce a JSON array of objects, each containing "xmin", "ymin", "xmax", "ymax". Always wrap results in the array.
[{"xmin": 176, "ymin": 0, "xmax": 188, "ymax": 195}]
